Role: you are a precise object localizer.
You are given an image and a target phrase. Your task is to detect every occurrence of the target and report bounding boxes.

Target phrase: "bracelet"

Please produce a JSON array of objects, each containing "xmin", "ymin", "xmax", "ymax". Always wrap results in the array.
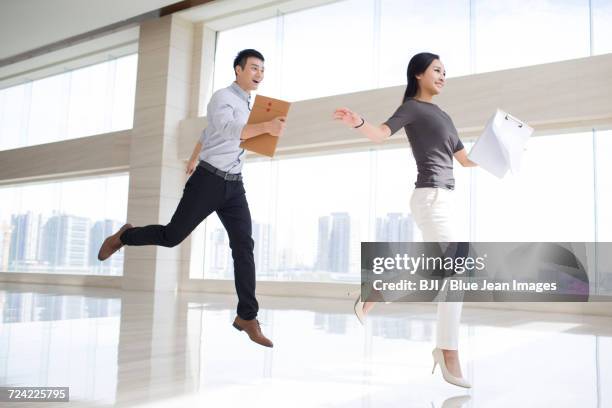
[{"xmin": 353, "ymin": 117, "xmax": 365, "ymax": 128}]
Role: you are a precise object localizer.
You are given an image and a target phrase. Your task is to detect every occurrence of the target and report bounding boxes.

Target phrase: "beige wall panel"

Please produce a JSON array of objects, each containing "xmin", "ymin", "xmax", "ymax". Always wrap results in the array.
[
  {"xmin": 136, "ymin": 47, "xmax": 171, "ymax": 83},
  {"xmin": 124, "ymin": 208, "xmax": 162, "ymax": 227},
  {"xmin": 0, "ymin": 273, "xmax": 121, "ymax": 288},
  {"xmin": 167, "ymin": 47, "xmax": 193, "ymax": 85},
  {"xmin": 134, "ymin": 76, "xmax": 170, "ymax": 109},
  {"xmin": 123, "ymin": 14, "xmax": 195, "ymax": 293},
  {"xmin": 133, "ymin": 105, "xmax": 166, "ymax": 132},
  {"xmin": 137, "ymin": 17, "xmax": 172, "ymax": 54},
  {"xmin": 168, "ymin": 16, "xmax": 194, "ymax": 54},
  {"xmin": 159, "ymin": 165, "xmax": 188, "ymax": 198},
  {"xmin": 154, "ymin": 259, "xmax": 188, "ymax": 291},
  {"xmin": 178, "ymin": 118, "xmax": 208, "ymax": 158},
  {"xmin": 0, "ymin": 131, "xmax": 130, "ymax": 185},
  {"xmin": 159, "ymin": 137, "xmax": 181, "ymax": 167},
  {"xmin": 165, "ymin": 105, "xmax": 191, "ymax": 137},
  {"xmin": 165, "ymin": 76, "xmax": 191, "ymax": 113},
  {"xmin": 126, "ymin": 166, "xmax": 163, "ymax": 198},
  {"xmin": 127, "ymin": 244, "xmax": 181, "ymax": 262},
  {"xmin": 121, "ymin": 258, "xmax": 158, "ymax": 291},
  {"xmin": 123, "ymin": 257, "xmax": 183, "ymax": 291},
  {"xmin": 124, "ymin": 194, "xmax": 161, "ymax": 213},
  {"xmin": 130, "ymin": 135, "xmax": 168, "ymax": 168}
]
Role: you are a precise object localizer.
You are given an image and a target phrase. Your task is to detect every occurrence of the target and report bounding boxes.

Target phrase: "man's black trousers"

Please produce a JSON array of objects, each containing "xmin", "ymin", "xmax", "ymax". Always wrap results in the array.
[{"xmin": 120, "ymin": 165, "xmax": 258, "ymax": 320}]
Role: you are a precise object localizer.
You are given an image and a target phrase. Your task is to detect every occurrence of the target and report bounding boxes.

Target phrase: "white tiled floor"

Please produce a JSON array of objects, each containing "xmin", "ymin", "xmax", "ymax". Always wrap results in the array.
[{"xmin": 1, "ymin": 283, "xmax": 611, "ymax": 408}]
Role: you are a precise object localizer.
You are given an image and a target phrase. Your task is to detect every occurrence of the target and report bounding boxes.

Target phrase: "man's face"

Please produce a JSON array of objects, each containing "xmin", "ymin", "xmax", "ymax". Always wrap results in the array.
[{"xmin": 235, "ymin": 57, "xmax": 265, "ymax": 92}]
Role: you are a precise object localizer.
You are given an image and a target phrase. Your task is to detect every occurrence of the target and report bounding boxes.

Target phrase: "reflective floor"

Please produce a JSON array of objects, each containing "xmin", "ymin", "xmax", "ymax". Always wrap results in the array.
[{"xmin": 1, "ymin": 283, "xmax": 611, "ymax": 407}]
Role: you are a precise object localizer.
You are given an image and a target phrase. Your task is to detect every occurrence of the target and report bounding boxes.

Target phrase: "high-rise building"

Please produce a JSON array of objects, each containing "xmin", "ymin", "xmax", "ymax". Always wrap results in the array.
[
  {"xmin": 376, "ymin": 213, "xmax": 415, "ymax": 242},
  {"xmin": 316, "ymin": 216, "xmax": 330, "ymax": 271},
  {"xmin": 40, "ymin": 214, "xmax": 90, "ymax": 272},
  {"xmin": 316, "ymin": 213, "xmax": 352, "ymax": 273},
  {"xmin": 328, "ymin": 212, "xmax": 350, "ymax": 273},
  {"xmin": 9, "ymin": 212, "xmax": 44, "ymax": 270}
]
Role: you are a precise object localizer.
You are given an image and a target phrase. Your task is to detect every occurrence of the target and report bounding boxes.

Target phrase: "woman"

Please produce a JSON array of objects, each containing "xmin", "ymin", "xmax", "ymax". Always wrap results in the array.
[{"xmin": 334, "ymin": 52, "xmax": 477, "ymax": 388}]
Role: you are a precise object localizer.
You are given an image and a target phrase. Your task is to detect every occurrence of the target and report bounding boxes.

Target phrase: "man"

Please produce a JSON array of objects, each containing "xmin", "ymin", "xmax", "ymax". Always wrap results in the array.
[{"xmin": 98, "ymin": 49, "xmax": 285, "ymax": 348}]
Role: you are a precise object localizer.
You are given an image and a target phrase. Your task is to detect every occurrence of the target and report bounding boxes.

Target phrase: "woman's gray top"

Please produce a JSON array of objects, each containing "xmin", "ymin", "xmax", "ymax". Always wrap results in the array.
[{"xmin": 384, "ymin": 98, "xmax": 464, "ymax": 190}]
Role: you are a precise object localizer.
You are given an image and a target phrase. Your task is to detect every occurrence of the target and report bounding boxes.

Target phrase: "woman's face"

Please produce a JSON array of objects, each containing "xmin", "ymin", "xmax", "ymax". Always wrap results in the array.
[{"xmin": 416, "ymin": 59, "xmax": 446, "ymax": 96}]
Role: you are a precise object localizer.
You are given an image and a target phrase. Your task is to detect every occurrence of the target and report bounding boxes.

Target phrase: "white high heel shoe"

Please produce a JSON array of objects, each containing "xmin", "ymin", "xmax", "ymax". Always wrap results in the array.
[
  {"xmin": 353, "ymin": 295, "xmax": 365, "ymax": 325},
  {"xmin": 431, "ymin": 348, "xmax": 472, "ymax": 388},
  {"xmin": 440, "ymin": 395, "xmax": 471, "ymax": 408}
]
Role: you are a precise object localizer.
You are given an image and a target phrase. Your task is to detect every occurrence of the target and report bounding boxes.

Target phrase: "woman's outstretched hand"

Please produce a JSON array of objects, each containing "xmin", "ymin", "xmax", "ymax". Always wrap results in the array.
[
  {"xmin": 333, "ymin": 107, "xmax": 391, "ymax": 143},
  {"xmin": 333, "ymin": 107, "xmax": 362, "ymax": 128}
]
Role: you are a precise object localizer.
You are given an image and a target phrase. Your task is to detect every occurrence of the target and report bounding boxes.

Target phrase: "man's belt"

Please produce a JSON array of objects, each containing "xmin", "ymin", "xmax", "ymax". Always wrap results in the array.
[{"xmin": 198, "ymin": 160, "xmax": 242, "ymax": 181}]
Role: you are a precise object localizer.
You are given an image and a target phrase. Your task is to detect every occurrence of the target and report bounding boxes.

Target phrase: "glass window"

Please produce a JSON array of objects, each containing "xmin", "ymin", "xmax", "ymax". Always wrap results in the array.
[
  {"xmin": 110, "ymin": 55, "xmax": 138, "ymax": 130},
  {"xmin": 0, "ymin": 174, "xmax": 129, "ymax": 275},
  {"xmin": 273, "ymin": 151, "xmax": 372, "ymax": 282},
  {"xmin": 211, "ymin": 0, "xmax": 599, "ymax": 100},
  {"xmin": 27, "ymin": 74, "xmax": 70, "ymax": 146},
  {"xmin": 191, "ymin": 131, "xmax": 601, "ymax": 283},
  {"xmin": 0, "ymin": 83, "xmax": 29, "ymax": 150},
  {"xmin": 213, "ymin": 0, "xmax": 377, "ymax": 102},
  {"xmin": 212, "ymin": 18, "xmax": 280, "ymax": 102},
  {"xmin": 379, "ymin": 0, "xmax": 471, "ymax": 88},
  {"xmin": 197, "ymin": 159, "xmax": 274, "ymax": 280},
  {"xmin": 472, "ymin": 132, "xmax": 595, "ymax": 241},
  {"xmin": 195, "ymin": 143, "xmax": 478, "ymax": 282},
  {"xmin": 373, "ymin": 143, "xmax": 473, "ymax": 243},
  {"xmin": 592, "ymin": 0, "xmax": 612, "ymax": 55},
  {"xmin": 197, "ymin": 151, "xmax": 373, "ymax": 282},
  {"xmin": 281, "ymin": 0, "xmax": 376, "ymax": 101},
  {"xmin": 596, "ymin": 130, "xmax": 611, "ymax": 241},
  {"xmin": 595, "ymin": 130, "xmax": 612, "ymax": 295},
  {"xmin": 373, "ymin": 147, "xmax": 420, "ymax": 242},
  {"xmin": 0, "ymin": 54, "xmax": 137, "ymax": 151},
  {"xmin": 473, "ymin": 0, "xmax": 590, "ymax": 73}
]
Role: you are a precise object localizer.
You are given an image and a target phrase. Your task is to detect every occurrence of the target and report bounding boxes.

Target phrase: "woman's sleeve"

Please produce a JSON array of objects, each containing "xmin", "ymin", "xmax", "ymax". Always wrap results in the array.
[
  {"xmin": 448, "ymin": 115, "xmax": 464, "ymax": 152},
  {"xmin": 383, "ymin": 102, "xmax": 414, "ymax": 136},
  {"xmin": 451, "ymin": 131, "xmax": 464, "ymax": 153}
]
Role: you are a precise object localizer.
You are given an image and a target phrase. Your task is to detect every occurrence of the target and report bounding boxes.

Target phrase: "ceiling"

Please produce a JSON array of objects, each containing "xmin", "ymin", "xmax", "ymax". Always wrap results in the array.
[
  {"xmin": 0, "ymin": 0, "xmax": 340, "ymax": 63},
  {"xmin": 0, "ymin": 0, "xmax": 180, "ymax": 61}
]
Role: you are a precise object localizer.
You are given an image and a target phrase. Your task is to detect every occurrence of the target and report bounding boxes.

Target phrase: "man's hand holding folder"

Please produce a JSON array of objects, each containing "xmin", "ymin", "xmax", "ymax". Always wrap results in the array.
[
  {"xmin": 266, "ymin": 116, "xmax": 287, "ymax": 137},
  {"xmin": 240, "ymin": 95, "xmax": 291, "ymax": 157}
]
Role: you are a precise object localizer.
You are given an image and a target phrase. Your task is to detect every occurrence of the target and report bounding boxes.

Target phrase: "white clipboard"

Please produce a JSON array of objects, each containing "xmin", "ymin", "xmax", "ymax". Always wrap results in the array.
[{"xmin": 468, "ymin": 109, "xmax": 534, "ymax": 178}]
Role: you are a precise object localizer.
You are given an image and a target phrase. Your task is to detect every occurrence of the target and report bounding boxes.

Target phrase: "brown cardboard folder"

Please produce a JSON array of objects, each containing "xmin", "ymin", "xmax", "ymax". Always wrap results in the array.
[{"xmin": 240, "ymin": 94, "xmax": 291, "ymax": 157}]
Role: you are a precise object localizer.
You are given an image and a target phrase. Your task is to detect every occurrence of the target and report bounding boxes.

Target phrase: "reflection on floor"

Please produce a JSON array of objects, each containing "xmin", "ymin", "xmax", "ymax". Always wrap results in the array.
[{"xmin": 1, "ymin": 283, "xmax": 611, "ymax": 408}]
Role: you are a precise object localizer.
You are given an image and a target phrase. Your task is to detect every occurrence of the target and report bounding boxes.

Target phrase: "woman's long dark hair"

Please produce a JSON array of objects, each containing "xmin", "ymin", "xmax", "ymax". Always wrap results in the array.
[{"xmin": 402, "ymin": 52, "xmax": 440, "ymax": 104}]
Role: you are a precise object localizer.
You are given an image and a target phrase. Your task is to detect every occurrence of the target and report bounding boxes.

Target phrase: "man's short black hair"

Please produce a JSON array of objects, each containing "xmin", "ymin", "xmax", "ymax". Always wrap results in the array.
[{"xmin": 233, "ymin": 49, "xmax": 264, "ymax": 73}]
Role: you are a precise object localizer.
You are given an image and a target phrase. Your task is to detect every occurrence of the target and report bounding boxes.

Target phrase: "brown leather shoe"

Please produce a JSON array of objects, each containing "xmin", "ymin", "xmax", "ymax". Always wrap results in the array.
[
  {"xmin": 97, "ymin": 223, "xmax": 133, "ymax": 261},
  {"xmin": 232, "ymin": 316, "xmax": 273, "ymax": 348}
]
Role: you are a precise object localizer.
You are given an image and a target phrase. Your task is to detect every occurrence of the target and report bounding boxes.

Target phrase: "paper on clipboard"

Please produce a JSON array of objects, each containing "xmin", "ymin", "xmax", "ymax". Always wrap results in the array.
[
  {"xmin": 240, "ymin": 94, "xmax": 291, "ymax": 157},
  {"xmin": 468, "ymin": 109, "xmax": 533, "ymax": 178}
]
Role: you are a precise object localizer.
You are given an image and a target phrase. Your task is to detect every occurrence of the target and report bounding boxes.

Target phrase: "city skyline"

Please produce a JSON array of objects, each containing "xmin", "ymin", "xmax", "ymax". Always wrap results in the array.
[
  {"xmin": 204, "ymin": 211, "xmax": 418, "ymax": 282},
  {"xmin": 1, "ymin": 210, "xmax": 124, "ymax": 275}
]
